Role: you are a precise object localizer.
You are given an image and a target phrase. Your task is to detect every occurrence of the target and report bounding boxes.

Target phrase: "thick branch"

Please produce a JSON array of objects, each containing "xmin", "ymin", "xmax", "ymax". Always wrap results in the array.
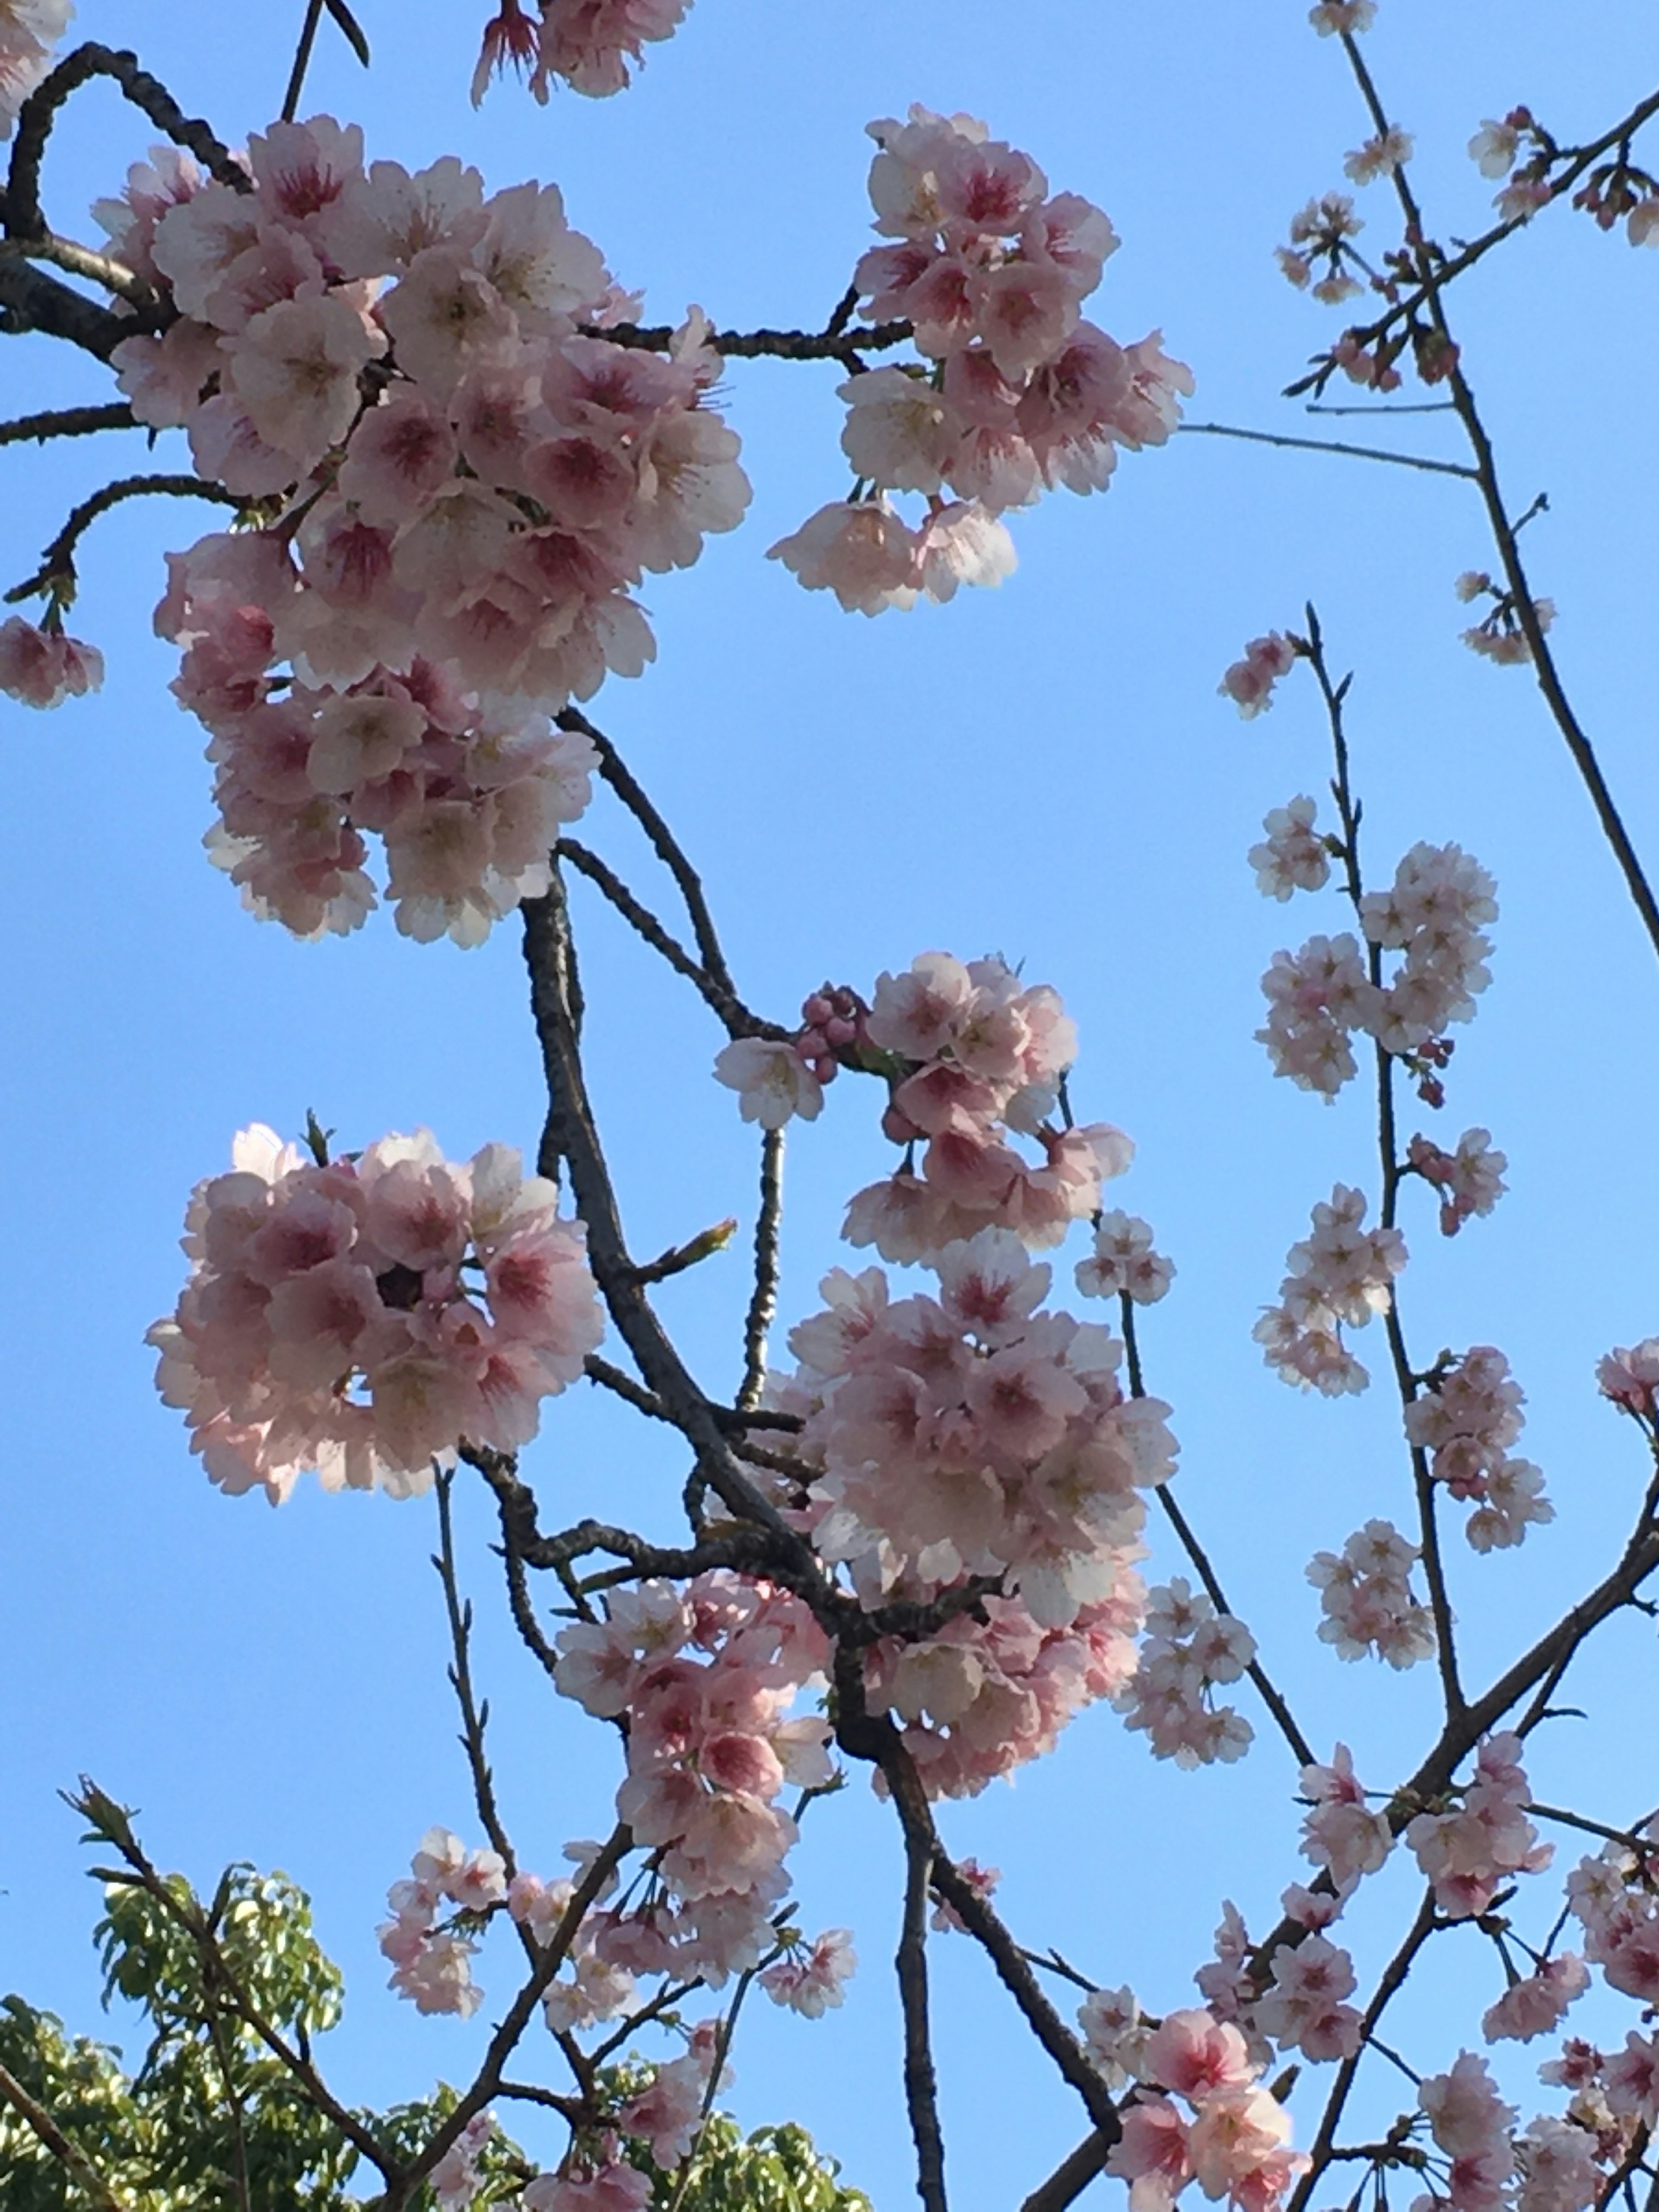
[{"xmin": 0, "ymin": 399, "xmax": 136, "ymax": 445}]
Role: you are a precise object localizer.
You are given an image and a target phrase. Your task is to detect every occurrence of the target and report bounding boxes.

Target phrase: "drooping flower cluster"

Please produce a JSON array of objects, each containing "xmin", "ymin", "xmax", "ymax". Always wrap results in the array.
[
  {"xmin": 378, "ymin": 1826, "xmax": 508, "ymax": 2016},
  {"xmin": 1307, "ymin": 1519, "xmax": 1435, "ymax": 1668},
  {"xmin": 1248, "ymin": 795, "xmax": 1331, "ymax": 899},
  {"xmin": 1221, "ymin": 632, "xmax": 1300, "ymax": 718},
  {"xmin": 1567, "ymin": 1824, "xmax": 1659, "ymax": 2005},
  {"xmin": 0, "ymin": 0, "xmax": 69, "ymax": 137},
  {"xmin": 1259, "ymin": 842, "xmax": 1497, "ymax": 1095},
  {"xmin": 1483, "ymin": 1954, "xmax": 1589, "ymax": 2046},
  {"xmin": 1274, "ymin": 195, "xmax": 1363, "ymax": 305},
  {"xmin": 1105, "ymin": 2007, "xmax": 1308, "ymax": 2212},
  {"xmin": 1415, "ymin": 2053, "xmax": 1517, "ymax": 2212},
  {"xmin": 0, "ymin": 613, "xmax": 104, "ymax": 708},
  {"xmin": 1597, "ymin": 1336, "xmax": 1659, "ymax": 1424},
  {"xmin": 1406, "ymin": 1732, "xmax": 1551, "ymax": 1920},
  {"xmin": 97, "ymin": 118, "xmax": 747, "ymax": 935},
  {"xmin": 1253, "ymin": 1932, "xmax": 1362, "ymax": 2063},
  {"xmin": 759, "ymin": 1927, "xmax": 858, "ymax": 2017},
  {"xmin": 148, "ymin": 1122, "xmax": 604, "ymax": 1501},
  {"xmin": 1255, "ymin": 1184, "xmax": 1406, "ymax": 1395},
  {"xmin": 847, "ymin": 953, "xmax": 1128, "ymax": 1263},
  {"xmin": 1405, "ymin": 1348, "xmax": 1553, "ymax": 1552},
  {"xmin": 473, "ymin": 0, "xmax": 690, "ymax": 105},
  {"xmin": 864, "ymin": 1588, "xmax": 1144, "ymax": 1799},
  {"xmin": 1407, "ymin": 1127, "xmax": 1507, "ymax": 1235},
  {"xmin": 1118, "ymin": 1579, "xmax": 1256, "ymax": 1770},
  {"xmin": 553, "ymin": 1573, "xmax": 836, "ymax": 1983},
  {"xmin": 770, "ymin": 105, "xmax": 1191, "ymax": 613},
  {"xmin": 786, "ymin": 1231, "xmax": 1175, "ymax": 1627},
  {"xmin": 1075, "ymin": 1211, "xmax": 1175, "ymax": 1306}
]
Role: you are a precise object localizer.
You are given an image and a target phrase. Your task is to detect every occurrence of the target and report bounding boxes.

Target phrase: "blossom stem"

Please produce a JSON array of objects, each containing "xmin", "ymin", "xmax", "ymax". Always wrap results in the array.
[
  {"xmin": 738, "ymin": 1130, "xmax": 785, "ymax": 1410},
  {"xmin": 1179, "ymin": 419, "xmax": 1475, "ymax": 480}
]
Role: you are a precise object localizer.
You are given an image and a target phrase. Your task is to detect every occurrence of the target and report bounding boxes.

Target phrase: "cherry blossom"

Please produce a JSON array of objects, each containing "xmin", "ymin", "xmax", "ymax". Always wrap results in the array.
[
  {"xmin": 1344, "ymin": 127, "xmax": 1414, "ymax": 184},
  {"xmin": 148, "ymin": 1123, "xmax": 604, "ymax": 1501},
  {"xmin": 0, "ymin": 614, "xmax": 104, "ymax": 707},
  {"xmin": 1408, "ymin": 1128, "xmax": 1508, "ymax": 1235},
  {"xmin": 1075, "ymin": 1211, "xmax": 1175, "ymax": 1305},
  {"xmin": 1416, "ymin": 2052, "xmax": 1516, "ymax": 2212},
  {"xmin": 1299, "ymin": 1743, "xmax": 1394, "ymax": 1889},
  {"xmin": 1406, "ymin": 1733, "xmax": 1552, "ymax": 1919},
  {"xmin": 378, "ymin": 1826, "xmax": 508, "ymax": 2016},
  {"xmin": 1256, "ymin": 933, "xmax": 1379, "ymax": 1100},
  {"xmin": 1220, "ymin": 633, "xmax": 1298, "ymax": 718},
  {"xmin": 1598, "ymin": 1336, "xmax": 1659, "ymax": 1421},
  {"xmin": 1469, "ymin": 117, "xmax": 1525, "ymax": 179},
  {"xmin": 1256, "ymin": 1185, "xmax": 1405, "ymax": 1395},
  {"xmin": 929, "ymin": 1857, "xmax": 1001, "ymax": 1932},
  {"xmin": 759, "ymin": 1928, "xmax": 857, "ymax": 2017},
  {"xmin": 1253, "ymin": 1934, "xmax": 1362, "ymax": 2063},
  {"xmin": 1079, "ymin": 1983, "xmax": 1150, "ymax": 2089},
  {"xmin": 1119, "ymin": 1579, "xmax": 1255, "ymax": 1769},
  {"xmin": 712, "ymin": 1037, "xmax": 826, "ymax": 1130},
  {"xmin": 1406, "ymin": 1347, "xmax": 1553, "ymax": 1551},
  {"xmin": 1309, "ymin": 1, "xmax": 1376, "ymax": 32},
  {"xmin": 0, "ymin": 0, "xmax": 69, "ymax": 138},
  {"xmin": 1482, "ymin": 1955, "xmax": 1589, "ymax": 2044}
]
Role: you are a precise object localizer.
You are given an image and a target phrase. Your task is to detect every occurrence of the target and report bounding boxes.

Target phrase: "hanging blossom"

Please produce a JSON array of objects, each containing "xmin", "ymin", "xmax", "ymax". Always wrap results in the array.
[
  {"xmin": 147, "ymin": 1122, "xmax": 604, "ymax": 1502},
  {"xmin": 1259, "ymin": 841, "xmax": 1497, "ymax": 1096},
  {"xmin": 1248, "ymin": 795, "xmax": 1331, "ymax": 900},
  {"xmin": 1405, "ymin": 1347, "xmax": 1554, "ymax": 1553},
  {"xmin": 1105, "ymin": 2006, "xmax": 1308, "ymax": 2212},
  {"xmin": 1309, "ymin": 1, "xmax": 1375, "ymax": 33},
  {"xmin": 1307, "ymin": 1519, "xmax": 1435, "ymax": 1669},
  {"xmin": 1344, "ymin": 126, "xmax": 1414, "ymax": 185},
  {"xmin": 1457, "ymin": 573, "xmax": 1557, "ymax": 664},
  {"xmin": 1118, "ymin": 1579, "xmax": 1255, "ymax": 1770},
  {"xmin": 378, "ymin": 1826, "xmax": 508, "ymax": 2016},
  {"xmin": 94, "ymin": 118, "xmax": 747, "ymax": 938},
  {"xmin": 1415, "ymin": 2053, "xmax": 1517, "ymax": 2212},
  {"xmin": 0, "ymin": 613, "xmax": 104, "ymax": 708},
  {"xmin": 1407, "ymin": 1128, "xmax": 1507, "ymax": 1235},
  {"xmin": 1598, "ymin": 1336, "xmax": 1659, "ymax": 1426},
  {"xmin": 1483, "ymin": 1954, "xmax": 1589, "ymax": 2045},
  {"xmin": 1567, "ymin": 1821, "xmax": 1659, "ymax": 2007},
  {"xmin": 771, "ymin": 105, "xmax": 1191, "ymax": 614},
  {"xmin": 1221, "ymin": 632, "xmax": 1298, "ymax": 718},
  {"xmin": 1255, "ymin": 1184, "xmax": 1405, "ymax": 1396},
  {"xmin": 0, "ymin": 0, "xmax": 69, "ymax": 137},
  {"xmin": 1406, "ymin": 1732, "xmax": 1551, "ymax": 1920},
  {"xmin": 473, "ymin": 0, "xmax": 691, "ymax": 105},
  {"xmin": 1274, "ymin": 196, "xmax": 1363, "ymax": 305},
  {"xmin": 553, "ymin": 1573, "xmax": 836, "ymax": 1985},
  {"xmin": 509, "ymin": 1847, "xmax": 654, "ymax": 2038},
  {"xmin": 760, "ymin": 1927, "xmax": 858, "ymax": 2018},
  {"xmin": 1299, "ymin": 1743, "xmax": 1394, "ymax": 1892}
]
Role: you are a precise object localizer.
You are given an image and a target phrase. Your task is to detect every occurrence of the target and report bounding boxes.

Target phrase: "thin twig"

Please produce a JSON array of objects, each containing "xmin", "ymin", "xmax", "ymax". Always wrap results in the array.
[
  {"xmin": 0, "ymin": 400, "xmax": 136, "ymax": 446},
  {"xmin": 1178, "ymin": 419, "xmax": 1476, "ymax": 481},
  {"xmin": 0, "ymin": 2057, "xmax": 132, "ymax": 2211},
  {"xmin": 557, "ymin": 836, "xmax": 763, "ymax": 1036},
  {"xmin": 281, "ymin": 0, "xmax": 327, "ymax": 123},
  {"xmin": 435, "ymin": 1470, "xmax": 522, "ymax": 1899},
  {"xmin": 6, "ymin": 473, "xmax": 244, "ymax": 604}
]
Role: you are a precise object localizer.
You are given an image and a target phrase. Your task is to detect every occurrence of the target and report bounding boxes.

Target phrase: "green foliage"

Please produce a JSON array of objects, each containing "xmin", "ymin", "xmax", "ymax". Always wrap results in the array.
[{"xmin": 668, "ymin": 2115, "xmax": 871, "ymax": 2212}]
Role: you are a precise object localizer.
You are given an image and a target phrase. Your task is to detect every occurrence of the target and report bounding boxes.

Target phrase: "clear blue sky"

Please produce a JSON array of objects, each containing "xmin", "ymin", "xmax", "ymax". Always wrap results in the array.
[{"xmin": 7, "ymin": 3, "xmax": 1659, "ymax": 2202}]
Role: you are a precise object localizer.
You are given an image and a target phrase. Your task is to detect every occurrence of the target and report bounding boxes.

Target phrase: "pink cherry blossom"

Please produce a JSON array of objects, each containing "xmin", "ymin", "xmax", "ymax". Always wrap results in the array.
[{"xmin": 0, "ymin": 614, "xmax": 104, "ymax": 708}]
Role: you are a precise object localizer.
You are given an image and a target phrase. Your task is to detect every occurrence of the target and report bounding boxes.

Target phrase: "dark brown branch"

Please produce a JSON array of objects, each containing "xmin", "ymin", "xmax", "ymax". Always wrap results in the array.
[
  {"xmin": 583, "ymin": 1352, "xmax": 802, "ymax": 1433},
  {"xmin": 0, "ymin": 400, "xmax": 136, "ymax": 445},
  {"xmin": 893, "ymin": 1767, "xmax": 948, "ymax": 2212},
  {"xmin": 557, "ymin": 836, "xmax": 766, "ymax": 1037},
  {"xmin": 738, "ymin": 1130, "xmax": 785, "ymax": 1411},
  {"xmin": 6, "ymin": 473, "xmax": 243, "ymax": 604},
  {"xmin": 0, "ymin": 232, "xmax": 157, "ymax": 308},
  {"xmin": 281, "ymin": 0, "xmax": 327, "ymax": 122},
  {"xmin": 7, "ymin": 44, "xmax": 250, "ymax": 246},
  {"xmin": 0, "ymin": 252, "xmax": 129, "ymax": 358},
  {"xmin": 584, "ymin": 315, "xmax": 913, "ymax": 373},
  {"xmin": 1019, "ymin": 2132, "xmax": 1114, "ymax": 2212},
  {"xmin": 434, "ymin": 1471, "xmax": 524, "ymax": 1924}
]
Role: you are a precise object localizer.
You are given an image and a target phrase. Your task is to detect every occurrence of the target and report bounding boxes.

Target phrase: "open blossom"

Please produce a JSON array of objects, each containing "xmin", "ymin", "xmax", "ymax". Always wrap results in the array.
[
  {"xmin": 1344, "ymin": 127, "xmax": 1414, "ymax": 184},
  {"xmin": 1080, "ymin": 1984, "xmax": 1151, "ymax": 2089},
  {"xmin": 1249, "ymin": 796, "xmax": 1330, "ymax": 901},
  {"xmin": 1470, "ymin": 118, "xmax": 1524, "ymax": 178},
  {"xmin": 1119, "ymin": 1579, "xmax": 1255, "ymax": 1769},
  {"xmin": 1220, "ymin": 633, "xmax": 1297, "ymax": 718},
  {"xmin": 1108, "ymin": 2006, "xmax": 1306, "ymax": 2212},
  {"xmin": 1256, "ymin": 934, "xmax": 1379, "ymax": 1100},
  {"xmin": 760, "ymin": 1928, "xmax": 857, "ymax": 2017},
  {"xmin": 712, "ymin": 1037, "xmax": 826, "ymax": 1130},
  {"xmin": 1407, "ymin": 1733, "xmax": 1551, "ymax": 1919},
  {"xmin": 1076, "ymin": 1211, "xmax": 1174, "ymax": 1305},
  {"xmin": 147, "ymin": 1124, "xmax": 604, "ymax": 1502},
  {"xmin": 1598, "ymin": 1336, "xmax": 1659, "ymax": 1420},
  {"xmin": 0, "ymin": 614, "xmax": 104, "ymax": 708},
  {"xmin": 1309, "ymin": 0, "xmax": 1375, "ymax": 30},
  {"xmin": 378, "ymin": 1826, "xmax": 507, "ymax": 2016},
  {"xmin": 1483, "ymin": 1955, "xmax": 1589, "ymax": 2044},
  {"xmin": 931, "ymin": 1857, "xmax": 1001, "ymax": 1932},
  {"xmin": 1254, "ymin": 1935, "xmax": 1362, "ymax": 2063},
  {"xmin": 1464, "ymin": 596, "xmax": 1555, "ymax": 663},
  {"xmin": 1300, "ymin": 1744, "xmax": 1393, "ymax": 1890},
  {"xmin": 1256, "ymin": 1185, "xmax": 1405, "ymax": 1396},
  {"xmin": 0, "ymin": 0, "xmax": 70, "ymax": 137},
  {"xmin": 776, "ymin": 105, "xmax": 1188, "ymax": 610},
  {"xmin": 1360, "ymin": 841, "xmax": 1497, "ymax": 1055},
  {"xmin": 1309, "ymin": 1519, "xmax": 1435, "ymax": 1668}
]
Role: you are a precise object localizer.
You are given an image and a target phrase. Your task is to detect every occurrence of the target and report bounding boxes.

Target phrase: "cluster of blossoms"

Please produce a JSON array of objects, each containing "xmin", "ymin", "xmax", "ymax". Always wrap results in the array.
[
  {"xmin": 1075, "ymin": 1211, "xmax": 1175, "ymax": 1306},
  {"xmin": 1344, "ymin": 124, "xmax": 1414, "ymax": 187},
  {"xmin": 1307, "ymin": 1519, "xmax": 1435, "ymax": 1667},
  {"xmin": 1185, "ymin": 1888, "xmax": 1367, "ymax": 2074},
  {"xmin": 147, "ymin": 1122, "xmax": 604, "ymax": 1500},
  {"xmin": 95, "ymin": 118, "xmax": 747, "ymax": 936},
  {"xmin": 1255, "ymin": 1183, "xmax": 1405, "ymax": 1395},
  {"xmin": 785, "ymin": 1231, "xmax": 1173, "ymax": 1628},
  {"xmin": 1405, "ymin": 1348, "xmax": 1553, "ymax": 1552},
  {"xmin": 1104, "ymin": 2007, "xmax": 1307, "ymax": 2212},
  {"xmin": 472, "ymin": 0, "xmax": 689, "ymax": 105},
  {"xmin": 1258, "ymin": 842, "xmax": 1497, "ymax": 1097},
  {"xmin": 1415, "ymin": 2053, "xmax": 1519, "ymax": 2212},
  {"xmin": 1482, "ymin": 1955, "xmax": 1589, "ymax": 2046},
  {"xmin": 1248, "ymin": 795, "xmax": 1331, "ymax": 899},
  {"xmin": 1456, "ymin": 573, "xmax": 1557, "ymax": 665},
  {"xmin": 0, "ymin": 612, "xmax": 104, "ymax": 709},
  {"xmin": 0, "ymin": 0, "xmax": 67, "ymax": 137},
  {"xmin": 1299, "ymin": 1743, "xmax": 1394, "ymax": 1892},
  {"xmin": 1118, "ymin": 1579, "xmax": 1255, "ymax": 1770},
  {"xmin": 1567, "ymin": 1824, "xmax": 1659, "ymax": 2006},
  {"xmin": 1274, "ymin": 193, "xmax": 1364, "ymax": 305},
  {"xmin": 1220, "ymin": 632, "xmax": 1298, "ymax": 718},
  {"xmin": 552, "ymin": 1573, "xmax": 840, "ymax": 1983},
  {"xmin": 1407, "ymin": 1733, "xmax": 1551, "ymax": 1920},
  {"xmin": 718, "ymin": 953, "xmax": 1130, "ymax": 1266},
  {"xmin": 430, "ymin": 2112, "xmax": 498, "ymax": 2211},
  {"xmin": 770, "ymin": 105, "xmax": 1191, "ymax": 613},
  {"xmin": 1407, "ymin": 1127, "xmax": 1507, "ymax": 1235},
  {"xmin": 377, "ymin": 1826, "xmax": 508, "ymax": 2016}
]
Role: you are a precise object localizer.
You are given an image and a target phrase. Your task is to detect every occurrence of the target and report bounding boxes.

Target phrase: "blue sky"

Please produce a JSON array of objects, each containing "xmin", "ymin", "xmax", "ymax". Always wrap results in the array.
[{"xmin": 7, "ymin": 2, "xmax": 1659, "ymax": 2203}]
